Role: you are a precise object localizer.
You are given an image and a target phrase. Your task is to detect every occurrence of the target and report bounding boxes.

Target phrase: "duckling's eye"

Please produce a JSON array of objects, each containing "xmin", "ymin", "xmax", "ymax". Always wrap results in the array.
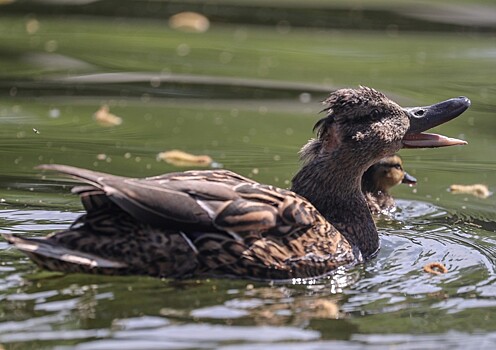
[
  {"xmin": 370, "ymin": 109, "xmax": 382, "ymax": 120},
  {"xmin": 393, "ymin": 164, "xmax": 402, "ymax": 170}
]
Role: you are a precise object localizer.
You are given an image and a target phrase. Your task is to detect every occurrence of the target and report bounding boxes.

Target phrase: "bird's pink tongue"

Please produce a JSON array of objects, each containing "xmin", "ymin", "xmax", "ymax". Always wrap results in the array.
[{"xmin": 402, "ymin": 132, "xmax": 467, "ymax": 148}]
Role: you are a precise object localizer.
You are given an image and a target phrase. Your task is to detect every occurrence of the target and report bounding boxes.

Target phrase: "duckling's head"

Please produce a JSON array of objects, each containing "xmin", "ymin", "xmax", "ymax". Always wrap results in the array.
[
  {"xmin": 300, "ymin": 86, "xmax": 470, "ymax": 172},
  {"xmin": 362, "ymin": 155, "xmax": 417, "ymax": 194}
]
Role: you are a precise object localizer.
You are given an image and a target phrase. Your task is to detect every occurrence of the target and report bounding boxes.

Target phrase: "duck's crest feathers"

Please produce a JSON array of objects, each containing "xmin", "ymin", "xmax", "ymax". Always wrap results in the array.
[{"xmin": 314, "ymin": 86, "xmax": 388, "ymax": 139}]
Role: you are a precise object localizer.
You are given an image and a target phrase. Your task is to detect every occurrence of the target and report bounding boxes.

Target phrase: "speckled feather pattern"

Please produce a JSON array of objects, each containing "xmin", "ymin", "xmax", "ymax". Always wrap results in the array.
[{"xmin": 5, "ymin": 168, "xmax": 355, "ymax": 280}]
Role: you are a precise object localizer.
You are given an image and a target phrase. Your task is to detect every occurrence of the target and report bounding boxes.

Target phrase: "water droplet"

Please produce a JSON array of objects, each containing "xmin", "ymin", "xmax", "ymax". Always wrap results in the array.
[
  {"xmin": 176, "ymin": 43, "xmax": 191, "ymax": 57},
  {"xmin": 44, "ymin": 40, "xmax": 58, "ymax": 52},
  {"xmin": 299, "ymin": 92, "xmax": 312, "ymax": 103},
  {"xmin": 26, "ymin": 18, "xmax": 40, "ymax": 34},
  {"xmin": 49, "ymin": 108, "xmax": 60, "ymax": 118}
]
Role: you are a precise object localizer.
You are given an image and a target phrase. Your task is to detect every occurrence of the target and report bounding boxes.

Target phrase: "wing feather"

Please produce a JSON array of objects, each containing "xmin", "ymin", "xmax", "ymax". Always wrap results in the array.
[{"xmin": 37, "ymin": 164, "xmax": 323, "ymax": 241}]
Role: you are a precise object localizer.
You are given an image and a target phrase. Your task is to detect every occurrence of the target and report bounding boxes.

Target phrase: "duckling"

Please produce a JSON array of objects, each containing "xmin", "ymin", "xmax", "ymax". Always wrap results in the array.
[
  {"xmin": 362, "ymin": 155, "xmax": 417, "ymax": 214},
  {"xmin": 2, "ymin": 87, "xmax": 470, "ymax": 280}
]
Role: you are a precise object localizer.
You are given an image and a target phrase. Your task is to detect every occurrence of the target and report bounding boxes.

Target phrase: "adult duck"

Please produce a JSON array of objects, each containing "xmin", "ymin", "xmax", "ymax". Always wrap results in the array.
[
  {"xmin": 2, "ymin": 87, "xmax": 470, "ymax": 280},
  {"xmin": 362, "ymin": 155, "xmax": 417, "ymax": 214}
]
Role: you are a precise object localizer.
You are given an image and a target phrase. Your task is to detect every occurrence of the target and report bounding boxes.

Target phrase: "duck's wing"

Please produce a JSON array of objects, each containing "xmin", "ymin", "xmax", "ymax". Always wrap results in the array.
[
  {"xmin": 147, "ymin": 169, "xmax": 257, "ymax": 185},
  {"xmin": 10, "ymin": 165, "xmax": 352, "ymax": 279},
  {"xmin": 37, "ymin": 164, "xmax": 316, "ymax": 237}
]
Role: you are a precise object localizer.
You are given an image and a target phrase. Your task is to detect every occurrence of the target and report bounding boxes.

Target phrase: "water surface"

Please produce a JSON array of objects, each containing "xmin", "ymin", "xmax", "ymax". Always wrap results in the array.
[{"xmin": 1, "ymin": 1, "xmax": 495, "ymax": 349}]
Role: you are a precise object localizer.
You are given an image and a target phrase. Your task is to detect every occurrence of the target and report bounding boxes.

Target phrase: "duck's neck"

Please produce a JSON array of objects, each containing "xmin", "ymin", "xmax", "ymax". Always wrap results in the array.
[
  {"xmin": 361, "ymin": 172, "xmax": 380, "ymax": 194},
  {"xmin": 291, "ymin": 151, "xmax": 379, "ymax": 259},
  {"xmin": 362, "ymin": 168, "xmax": 387, "ymax": 195}
]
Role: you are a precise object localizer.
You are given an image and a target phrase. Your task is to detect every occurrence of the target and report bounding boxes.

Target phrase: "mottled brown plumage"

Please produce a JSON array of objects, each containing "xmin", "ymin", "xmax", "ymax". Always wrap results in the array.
[
  {"xmin": 2, "ymin": 87, "xmax": 470, "ymax": 280},
  {"xmin": 362, "ymin": 155, "xmax": 417, "ymax": 214}
]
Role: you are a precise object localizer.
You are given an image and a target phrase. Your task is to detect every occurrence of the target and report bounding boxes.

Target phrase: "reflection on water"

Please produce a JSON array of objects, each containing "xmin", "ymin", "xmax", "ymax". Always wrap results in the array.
[{"xmin": 1, "ymin": 0, "xmax": 496, "ymax": 349}]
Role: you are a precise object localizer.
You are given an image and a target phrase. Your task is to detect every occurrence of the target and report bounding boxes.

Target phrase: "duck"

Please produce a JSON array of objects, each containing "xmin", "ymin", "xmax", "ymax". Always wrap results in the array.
[
  {"xmin": 362, "ymin": 155, "xmax": 417, "ymax": 214},
  {"xmin": 1, "ymin": 87, "xmax": 470, "ymax": 280}
]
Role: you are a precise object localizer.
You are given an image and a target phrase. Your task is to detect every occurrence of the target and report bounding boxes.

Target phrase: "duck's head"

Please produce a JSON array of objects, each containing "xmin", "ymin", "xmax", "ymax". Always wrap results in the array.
[
  {"xmin": 363, "ymin": 155, "xmax": 417, "ymax": 194},
  {"xmin": 301, "ymin": 86, "xmax": 470, "ymax": 171},
  {"xmin": 293, "ymin": 87, "xmax": 469, "ymax": 259}
]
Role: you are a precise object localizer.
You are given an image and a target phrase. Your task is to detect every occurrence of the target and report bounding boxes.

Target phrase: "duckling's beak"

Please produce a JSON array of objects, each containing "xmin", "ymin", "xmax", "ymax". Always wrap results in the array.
[
  {"xmin": 402, "ymin": 172, "xmax": 417, "ymax": 186},
  {"xmin": 402, "ymin": 96, "xmax": 470, "ymax": 148}
]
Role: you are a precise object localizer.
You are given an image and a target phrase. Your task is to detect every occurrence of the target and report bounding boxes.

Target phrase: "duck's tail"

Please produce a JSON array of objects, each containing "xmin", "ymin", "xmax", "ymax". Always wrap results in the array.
[
  {"xmin": 36, "ymin": 164, "xmax": 123, "ymax": 189},
  {"xmin": 2, "ymin": 233, "xmax": 127, "ymax": 274}
]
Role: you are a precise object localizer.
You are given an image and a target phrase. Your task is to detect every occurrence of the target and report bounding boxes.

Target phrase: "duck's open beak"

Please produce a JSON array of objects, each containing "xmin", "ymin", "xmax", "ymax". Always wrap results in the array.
[
  {"xmin": 402, "ymin": 171, "xmax": 417, "ymax": 186},
  {"xmin": 402, "ymin": 96, "xmax": 470, "ymax": 148}
]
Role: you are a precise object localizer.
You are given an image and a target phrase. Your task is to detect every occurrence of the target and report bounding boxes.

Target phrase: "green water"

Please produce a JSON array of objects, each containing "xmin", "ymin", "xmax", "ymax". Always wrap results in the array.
[{"xmin": 1, "ymin": 1, "xmax": 495, "ymax": 349}]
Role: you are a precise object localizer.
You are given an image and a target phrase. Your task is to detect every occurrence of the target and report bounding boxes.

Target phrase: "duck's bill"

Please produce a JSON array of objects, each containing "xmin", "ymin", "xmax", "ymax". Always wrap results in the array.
[
  {"xmin": 402, "ymin": 133, "xmax": 467, "ymax": 148},
  {"xmin": 402, "ymin": 171, "xmax": 417, "ymax": 185},
  {"xmin": 402, "ymin": 96, "xmax": 470, "ymax": 148}
]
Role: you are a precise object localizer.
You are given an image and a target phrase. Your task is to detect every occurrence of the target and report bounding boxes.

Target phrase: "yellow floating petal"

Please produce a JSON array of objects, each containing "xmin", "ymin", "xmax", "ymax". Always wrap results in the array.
[
  {"xmin": 93, "ymin": 105, "xmax": 123, "ymax": 127},
  {"xmin": 157, "ymin": 149, "xmax": 213, "ymax": 167},
  {"xmin": 169, "ymin": 12, "xmax": 210, "ymax": 33}
]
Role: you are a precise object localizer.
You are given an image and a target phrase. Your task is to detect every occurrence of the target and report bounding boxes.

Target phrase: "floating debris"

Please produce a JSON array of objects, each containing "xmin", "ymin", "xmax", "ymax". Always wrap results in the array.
[
  {"xmin": 449, "ymin": 183, "xmax": 491, "ymax": 199},
  {"xmin": 157, "ymin": 149, "xmax": 213, "ymax": 167},
  {"xmin": 159, "ymin": 307, "xmax": 188, "ymax": 318},
  {"xmin": 424, "ymin": 262, "xmax": 448, "ymax": 275},
  {"xmin": 303, "ymin": 299, "xmax": 340, "ymax": 319},
  {"xmin": 169, "ymin": 12, "xmax": 210, "ymax": 33},
  {"xmin": 96, "ymin": 153, "xmax": 107, "ymax": 161},
  {"xmin": 32, "ymin": 128, "xmax": 40, "ymax": 134},
  {"xmin": 93, "ymin": 105, "xmax": 123, "ymax": 127}
]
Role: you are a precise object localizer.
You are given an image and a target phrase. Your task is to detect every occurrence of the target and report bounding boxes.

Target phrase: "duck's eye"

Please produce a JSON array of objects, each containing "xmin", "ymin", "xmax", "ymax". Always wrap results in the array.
[
  {"xmin": 393, "ymin": 164, "xmax": 402, "ymax": 170},
  {"xmin": 370, "ymin": 109, "xmax": 382, "ymax": 120}
]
